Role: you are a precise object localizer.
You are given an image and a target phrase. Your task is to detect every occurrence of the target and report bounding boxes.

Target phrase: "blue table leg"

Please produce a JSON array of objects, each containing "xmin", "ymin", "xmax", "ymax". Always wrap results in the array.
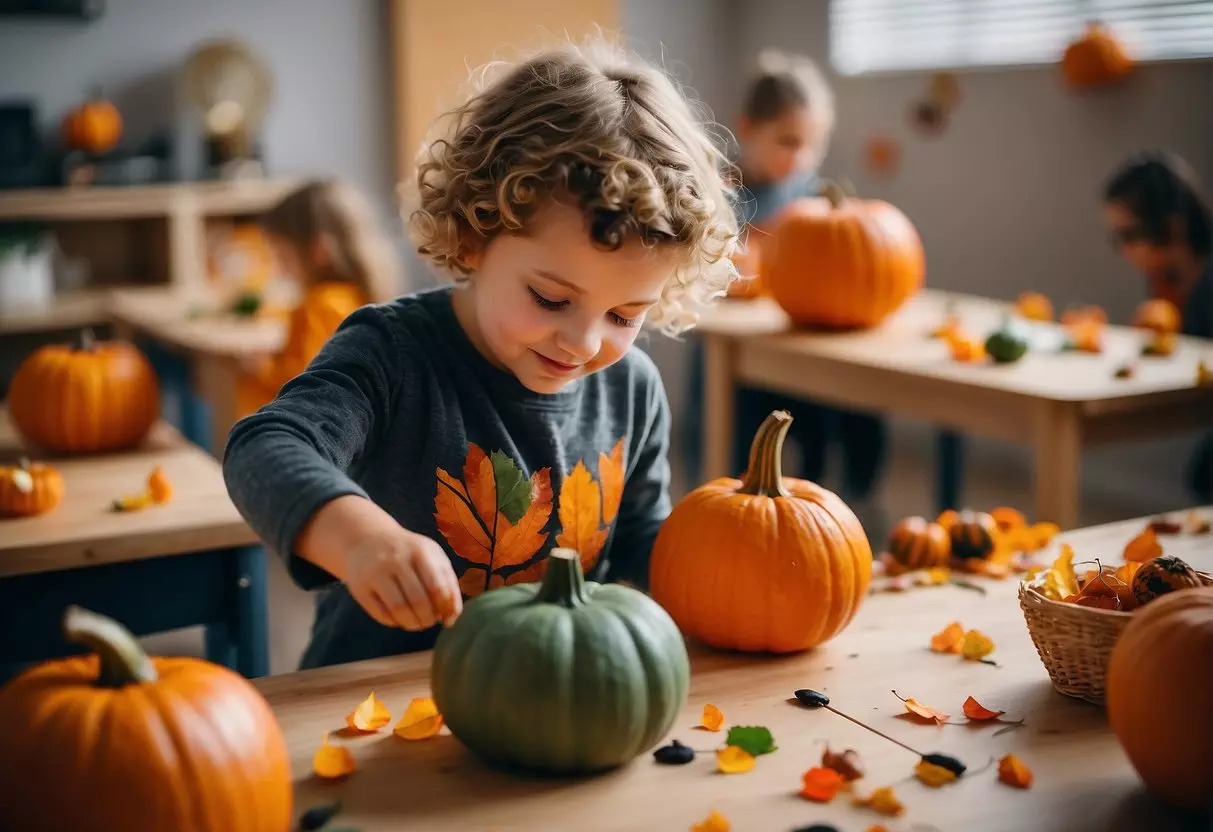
[
  {"xmin": 936, "ymin": 429, "xmax": 964, "ymax": 513},
  {"xmin": 139, "ymin": 339, "xmax": 210, "ymax": 450},
  {"xmin": 204, "ymin": 545, "xmax": 270, "ymax": 679}
]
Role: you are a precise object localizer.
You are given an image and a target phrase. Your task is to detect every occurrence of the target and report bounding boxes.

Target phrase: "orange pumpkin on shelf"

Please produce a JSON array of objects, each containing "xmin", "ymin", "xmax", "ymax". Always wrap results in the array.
[
  {"xmin": 1107, "ymin": 587, "xmax": 1213, "ymax": 815},
  {"xmin": 0, "ymin": 606, "xmax": 293, "ymax": 832},
  {"xmin": 1132, "ymin": 298, "xmax": 1181, "ymax": 334},
  {"xmin": 649, "ymin": 410, "xmax": 872, "ymax": 653},
  {"xmin": 726, "ymin": 238, "xmax": 765, "ymax": 299},
  {"xmin": 763, "ymin": 183, "xmax": 925, "ymax": 330},
  {"xmin": 7, "ymin": 330, "xmax": 160, "ymax": 454},
  {"xmin": 60, "ymin": 90, "xmax": 123, "ymax": 154},
  {"xmin": 887, "ymin": 516, "xmax": 951, "ymax": 571},
  {"xmin": 1062, "ymin": 21, "xmax": 1134, "ymax": 88},
  {"xmin": 0, "ymin": 458, "xmax": 64, "ymax": 518}
]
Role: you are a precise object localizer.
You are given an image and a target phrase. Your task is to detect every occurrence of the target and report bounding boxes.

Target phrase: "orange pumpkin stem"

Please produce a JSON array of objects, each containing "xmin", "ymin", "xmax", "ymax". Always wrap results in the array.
[
  {"xmin": 532, "ymin": 548, "xmax": 589, "ymax": 608},
  {"xmin": 61, "ymin": 605, "xmax": 158, "ymax": 687},
  {"xmin": 737, "ymin": 410, "xmax": 793, "ymax": 498}
]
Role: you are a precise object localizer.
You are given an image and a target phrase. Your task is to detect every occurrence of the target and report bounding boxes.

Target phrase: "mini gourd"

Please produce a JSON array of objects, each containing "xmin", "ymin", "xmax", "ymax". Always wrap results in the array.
[
  {"xmin": 948, "ymin": 509, "xmax": 999, "ymax": 560},
  {"xmin": 887, "ymin": 516, "xmax": 950, "ymax": 571},
  {"xmin": 0, "ymin": 457, "xmax": 64, "ymax": 518},
  {"xmin": 984, "ymin": 314, "xmax": 1030, "ymax": 364}
]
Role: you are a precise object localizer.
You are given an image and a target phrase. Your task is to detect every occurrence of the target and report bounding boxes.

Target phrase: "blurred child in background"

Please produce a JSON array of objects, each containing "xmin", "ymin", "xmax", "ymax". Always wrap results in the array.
[
  {"xmin": 236, "ymin": 179, "xmax": 401, "ymax": 418},
  {"xmin": 1103, "ymin": 150, "xmax": 1212, "ymax": 501},
  {"xmin": 688, "ymin": 52, "xmax": 888, "ymax": 531}
]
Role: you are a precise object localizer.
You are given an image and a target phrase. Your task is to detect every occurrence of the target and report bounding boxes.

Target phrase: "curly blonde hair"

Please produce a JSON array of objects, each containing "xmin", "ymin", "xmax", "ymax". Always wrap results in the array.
[{"xmin": 403, "ymin": 38, "xmax": 740, "ymax": 335}]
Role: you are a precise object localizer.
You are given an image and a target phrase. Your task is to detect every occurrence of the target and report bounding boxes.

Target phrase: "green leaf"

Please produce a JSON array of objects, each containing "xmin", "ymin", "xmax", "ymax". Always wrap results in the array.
[
  {"xmin": 725, "ymin": 725, "xmax": 776, "ymax": 756},
  {"xmin": 491, "ymin": 450, "xmax": 531, "ymax": 524}
]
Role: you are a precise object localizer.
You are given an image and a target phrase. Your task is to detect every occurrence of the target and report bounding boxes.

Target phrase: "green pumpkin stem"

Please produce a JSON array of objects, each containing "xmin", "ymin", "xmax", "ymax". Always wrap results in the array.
[
  {"xmin": 77, "ymin": 328, "xmax": 97, "ymax": 351},
  {"xmin": 533, "ymin": 548, "xmax": 589, "ymax": 608},
  {"xmin": 62, "ymin": 605, "xmax": 158, "ymax": 688},
  {"xmin": 820, "ymin": 181, "xmax": 847, "ymax": 209},
  {"xmin": 737, "ymin": 410, "xmax": 793, "ymax": 498}
]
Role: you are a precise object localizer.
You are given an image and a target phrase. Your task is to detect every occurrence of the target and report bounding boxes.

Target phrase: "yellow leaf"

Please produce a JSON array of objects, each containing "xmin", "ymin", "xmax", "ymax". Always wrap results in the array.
[
  {"xmin": 701, "ymin": 703, "xmax": 724, "ymax": 731},
  {"xmin": 690, "ymin": 810, "xmax": 730, "ymax": 832},
  {"xmin": 961, "ymin": 629, "xmax": 995, "ymax": 661},
  {"xmin": 394, "ymin": 697, "xmax": 444, "ymax": 740},
  {"xmin": 1039, "ymin": 543, "xmax": 1079, "ymax": 600},
  {"xmin": 555, "ymin": 460, "xmax": 608, "ymax": 572},
  {"xmin": 345, "ymin": 691, "xmax": 391, "ymax": 732},
  {"xmin": 853, "ymin": 786, "xmax": 905, "ymax": 816},
  {"xmin": 716, "ymin": 745, "xmax": 755, "ymax": 774},
  {"xmin": 312, "ymin": 732, "xmax": 356, "ymax": 778},
  {"xmin": 914, "ymin": 760, "xmax": 958, "ymax": 787},
  {"xmin": 916, "ymin": 567, "xmax": 951, "ymax": 586}
]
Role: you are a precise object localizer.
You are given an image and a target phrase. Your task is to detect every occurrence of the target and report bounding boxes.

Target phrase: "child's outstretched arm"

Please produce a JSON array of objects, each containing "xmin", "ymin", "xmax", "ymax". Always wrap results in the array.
[
  {"xmin": 223, "ymin": 304, "xmax": 461, "ymax": 629},
  {"xmin": 604, "ymin": 366, "xmax": 673, "ymax": 590}
]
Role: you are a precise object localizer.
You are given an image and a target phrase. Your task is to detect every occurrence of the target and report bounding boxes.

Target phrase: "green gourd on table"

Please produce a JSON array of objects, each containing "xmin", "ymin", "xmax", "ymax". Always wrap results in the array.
[
  {"xmin": 984, "ymin": 314, "xmax": 1030, "ymax": 364},
  {"xmin": 431, "ymin": 548, "xmax": 690, "ymax": 775}
]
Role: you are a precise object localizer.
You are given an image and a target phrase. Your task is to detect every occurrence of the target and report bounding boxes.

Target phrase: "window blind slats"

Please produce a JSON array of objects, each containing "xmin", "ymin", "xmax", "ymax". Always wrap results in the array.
[{"xmin": 831, "ymin": 0, "xmax": 1213, "ymax": 75}]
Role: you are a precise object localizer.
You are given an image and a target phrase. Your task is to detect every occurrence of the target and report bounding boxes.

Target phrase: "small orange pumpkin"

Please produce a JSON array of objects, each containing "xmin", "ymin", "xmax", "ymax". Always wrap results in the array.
[
  {"xmin": 887, "ymin": 516, "xmax": 950, "ymax": 571},
  {"xmin": 1131, "ymin": 555, "xmax": 1204, "ymax": 607},
  {"xmin": 1132, "ymin": 298, "xmax": 1182, "ymax": 334},
  {"xmin": 1142, "ymin": 331, "xmax": 1178, "ymax": 357},
  {"xmin": 726, "ymin": 235, "xmax": 765, "ymax": 299},
  {"xmin": 1107, "ymin": 587, "xmax": 1213, "ymax": 814},
  {"xmin": 8, "ymin": 330, "xmax": 160, "ymax": 454},
  {"xmin": 948, "ymin": 510, "xmax": 999, "ymax": 560},
  {"xmin": 763, "ymin": 183, "xmax": 925, "ymax": 330},
  {"xmin": 1062, "ymin": 22, "xmax": 1134, "ymax": 88},
  {"xmin": 1015, "ymin": 292, "xmax": 1053, "ymax": 322},
  {"xmin": 0, "ymin": 606, "xmax": 293, "ymax": 831},
  {"xmin": 649, "ymin": 410, "xmax": 873, "ymax": 653},
  {"xmin": 1061, "ymin": 305, "xmax": 1108, "ymax": 327},
  {"xmin": 60, "ymin": 90, "xmax": 123, "ymax": 154},
  {"xmin": 0, "ymin": 458, "xmax": 64, "ymax": 518}
]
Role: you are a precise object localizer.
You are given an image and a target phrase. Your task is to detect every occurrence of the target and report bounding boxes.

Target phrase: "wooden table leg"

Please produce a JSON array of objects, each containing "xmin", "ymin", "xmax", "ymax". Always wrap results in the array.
[
  {"xmin": 935, "ymin": 429, "xmax": 965, "ymax": 513},
  {"xmin": 702, "ymin": 335, "xmax": 737, "ymax": 482},
  {"xmin": 194, "ymin": 354, "xmax": 239, "ymax": 458},
  {"xmin": 1034, "ymin": 401, "xmax": 1082, "ymax": 529}
]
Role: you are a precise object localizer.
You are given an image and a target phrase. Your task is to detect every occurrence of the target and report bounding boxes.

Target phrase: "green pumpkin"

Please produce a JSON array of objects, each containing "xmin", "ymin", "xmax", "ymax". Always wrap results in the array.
[
  {"xmin": 984, "ymin": 315, "xmax": 1030, "ymax": 364},
  {"xmin": 431, "ymin": 548, "xmax": 690, "ymax": 775}
]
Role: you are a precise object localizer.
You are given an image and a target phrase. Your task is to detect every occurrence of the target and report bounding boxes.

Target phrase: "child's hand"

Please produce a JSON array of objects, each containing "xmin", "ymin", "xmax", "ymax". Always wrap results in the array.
[{"xmin": 343, "ymin": 528, "xmax": 463, "ymax": 631}]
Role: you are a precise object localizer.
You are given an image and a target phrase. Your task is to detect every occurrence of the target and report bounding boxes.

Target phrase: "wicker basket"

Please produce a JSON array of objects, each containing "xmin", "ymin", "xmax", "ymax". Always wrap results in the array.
[{"xmin": 1019, "ymin": 570, "xmax": 1213, "ymax": 705}]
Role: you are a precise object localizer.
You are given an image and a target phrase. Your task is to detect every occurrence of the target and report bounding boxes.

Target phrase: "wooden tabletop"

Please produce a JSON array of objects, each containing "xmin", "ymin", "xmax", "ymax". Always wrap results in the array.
[
  {"xmin": 255, "ymin": 509, "xmax": 1213, "ymax": 832},
  {"xmin": 108, "ymin": 286, "xmax": 286, "ymax": 358},
  {"xmin": 697, "ymin": 291, "xmax": 1213, "ymax": 404},
  {"xmin": 0, "ymin": 409, "xmax": 257, "ymax": 577}
]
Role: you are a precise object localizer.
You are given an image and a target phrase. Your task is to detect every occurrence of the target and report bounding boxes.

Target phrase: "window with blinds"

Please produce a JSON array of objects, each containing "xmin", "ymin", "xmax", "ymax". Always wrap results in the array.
[{"xmin": 830, "ymin": 1, "xmax": 1213, "ymax": 76}]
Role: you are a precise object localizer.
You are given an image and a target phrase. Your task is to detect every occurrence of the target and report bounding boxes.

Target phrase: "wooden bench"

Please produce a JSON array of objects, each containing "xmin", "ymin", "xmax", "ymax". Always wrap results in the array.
[{"xmin": 0, "ymin": 409, "xmax": 269, "ymax": 679}]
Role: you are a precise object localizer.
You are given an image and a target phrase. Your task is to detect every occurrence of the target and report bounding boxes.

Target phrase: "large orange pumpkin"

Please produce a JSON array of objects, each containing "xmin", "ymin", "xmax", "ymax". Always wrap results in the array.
[
  {"xmin": 61, "ymin": 91, "xmax": 123, "ymax": 154},
  {"xmin": 0, "ymin": 606, "xmax": 293, "ymax": 831},
  {"xmin": 762, "ymin": 184, "xmax": 925, "ymax": 329},
  {"xmin": 1106, "ymin": 587, "xmax": 1213, "ymax": 815},
  {"xmin": 1062, "ymin": 22, "xmax": 1134, "ymax": 88},
  {"xmin": 649, "ymin": 410, "xmax": 873, "ymax": 653},
  {"xmin": 8, "ymin": 330, "xmax": 160, "ymax": 453},
  {"xmin": 0, "ymin": 457, "xmax": 64, "ymax": 518}
]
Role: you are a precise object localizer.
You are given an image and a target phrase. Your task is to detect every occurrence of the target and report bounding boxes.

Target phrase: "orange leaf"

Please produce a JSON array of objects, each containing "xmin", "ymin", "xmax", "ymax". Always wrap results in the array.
[
  {"xmin": 998, "ymin": 753, "xmax": 1034, "ymax": 788},
  {"xmin": 504, "ymin": 557, "xmax": 547, "ymax": 586},
  {"xmin": 930, "ymin": 621, "xmax": 965, "ymax": 653},
  {"xmin": 462, "ymin": 444, "xmax": 498, "ymax": 532},
  {"xmin": 701, "ymin": 703, "xmax": 724, "ymax": 731},
  {"xmin": 394, "ymin": 697, "xmax": 444, "ymax": 740},
  {"xmin": 1074, "ymin": 595, "xmax": 1121, "ymax": 610},
  {"xmin": 853, "ymin": 786, "xmax": 905, "ymax": 816},
  {"xmin": 962, "ymin": 695, "xmax": 1004, "ymax": 720},
  {"xmin": 961, "ymin": 629, "xmax": 995, "ymax": 661},
  {"xmin": 865, "ymin": 827, "xmax": 892, "ymax": 832},
  {"xmin": 1027, "ymin": 522, "xmax": 1061, "ymax": 551},
  {"xmin": 690, "ymin": 810, "xmax": 730, "ymax": 832},
  {"xmin": 312, "ymin": 732, "xmax": 356, "ymax": 778},
  {"xmin": 990, "ymin": 507, "xmax": 1026, "ymax": 532},
  {"xmin": 435, "ymin": 469, "xmax": 493, "ymax": 566},
  {"xmin": 345, "ymin": 691, "xmax": 391, "ymax": 732},
  {"xmin": 599, "ymin": 438, "xmax": 625, "ymax": 525},
  {"xmin": 894, "ymin": 691, "xmax": 948, "ymax": 724},
  {"xmin": 147, "ymin": 466, "xmax": 173, "ymax": 504},
  {"xmin": 1123, "ymin": 526, "xmax": 1162, "ymax": 562},
  {"xmin": 494, "ymin": 468, "xmax": 553, "ymax": 569},
  {"xmin": 914, "ymin": 760, "xmax": 958, "ymax": 788},
  {"xmin": 716, "ymin": 745, "xmax": 755, "ymax": 774},
  {"xmin": 799, "ymin": 766, "xmax": 845, "ymax": 801},
  {"xmin": 555, "ymin": 460, "xmax": 608, "ymax": 572}
]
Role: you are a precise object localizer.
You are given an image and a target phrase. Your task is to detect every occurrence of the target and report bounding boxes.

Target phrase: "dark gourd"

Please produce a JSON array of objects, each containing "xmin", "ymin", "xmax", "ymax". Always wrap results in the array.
[
  {"xmin": 888, "ymin": 516, "xmax": 950, "ymax": 571},
  {"xmin": 949, "ymin": 510, "xmax": 998, "ymax": 560},
  {"xmin": 1131, "ymin": 555, "xmax": 1203, "ymax": 607},
  {"xmin": 431, "ymin": 548, "xmax": 690, "ymax": 775},
  {"xmin": 984, "ymin": 315, "xmax": 1030, "ymax": 364}
]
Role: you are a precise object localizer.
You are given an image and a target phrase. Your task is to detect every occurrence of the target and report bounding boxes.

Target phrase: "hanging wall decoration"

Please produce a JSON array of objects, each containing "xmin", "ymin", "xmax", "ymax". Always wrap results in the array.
[
  {"xmin": 1061, "ymin": 21, "xmax": 1134, "ymax": 88},
  {"xmin": 864, "ymin": 134, "xmax": 901, "ymax": 179},
  {"xmin": 907, "ymin": 98, "xmax": 948, "ymax": 138}
]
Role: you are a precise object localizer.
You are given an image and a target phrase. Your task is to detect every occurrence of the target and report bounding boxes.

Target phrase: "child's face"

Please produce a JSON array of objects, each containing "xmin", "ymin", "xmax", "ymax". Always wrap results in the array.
[
  {"xmin": 738, "ymin": 107, "xmax": 818, "ymax": 185},
  {"xmin": 459, "ymin": 200, "xmax": 677, "ymax": 394},
  {"xmin": 268, "ymin": 233, "xmax": 311, "ymax": 284},
  {"xmin": 1104, "ymin": 201, "xmax": 1176, "ymax": 280}
]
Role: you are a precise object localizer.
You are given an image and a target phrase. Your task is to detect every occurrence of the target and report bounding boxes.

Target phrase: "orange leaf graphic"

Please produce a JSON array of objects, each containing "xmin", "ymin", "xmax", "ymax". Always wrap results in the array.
[
  {"xmin": 555, "ymin": 459, "xmax": 608, "ymax": 571},
  {"xmin": 962, "ymin": 696, "xmax": 1004, "ymax": 721},
  {"xmin": 463, "ymin": 444, "xmax": 498, "ymax": 532},
  {"xmin": 435, "ymin": 468, "xmax": 492, "ymax": 566},
  {"xmin": 599, "ymin": 438, "xmax": 625, "ymax": 525},
  {"xmin": 494, "ymin": 469, "xmax": 553, "ymax": 570}
]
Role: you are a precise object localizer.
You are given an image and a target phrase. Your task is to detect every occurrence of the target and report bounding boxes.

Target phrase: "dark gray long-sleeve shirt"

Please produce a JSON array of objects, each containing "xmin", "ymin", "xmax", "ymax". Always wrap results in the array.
[{"xmin": 223, "ymin": 286, "xmax": 672, "ymax": 670}]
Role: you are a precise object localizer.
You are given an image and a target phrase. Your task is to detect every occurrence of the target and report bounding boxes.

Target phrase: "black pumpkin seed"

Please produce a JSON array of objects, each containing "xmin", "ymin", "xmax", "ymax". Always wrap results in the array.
[
  {"xmin": 794, "ymin": 688, "xmax": 831, "ymax": 708},
  {"xmin": 921, "ymin": 752, "xmax": 967, "ymax": 776},
  {"xmin": 653, "ymin": 739, "xmax": 695, "ymax": 764},
  {"xmin": 298, "ymin": 801, "xmax": 342, "ymax": 831}
]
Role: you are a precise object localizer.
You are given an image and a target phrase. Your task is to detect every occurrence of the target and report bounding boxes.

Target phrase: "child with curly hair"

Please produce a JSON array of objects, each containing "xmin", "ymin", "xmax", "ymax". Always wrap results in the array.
[{"xmin": 223, "ymin": 40, "xmax": 739, "ymax": 669}]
